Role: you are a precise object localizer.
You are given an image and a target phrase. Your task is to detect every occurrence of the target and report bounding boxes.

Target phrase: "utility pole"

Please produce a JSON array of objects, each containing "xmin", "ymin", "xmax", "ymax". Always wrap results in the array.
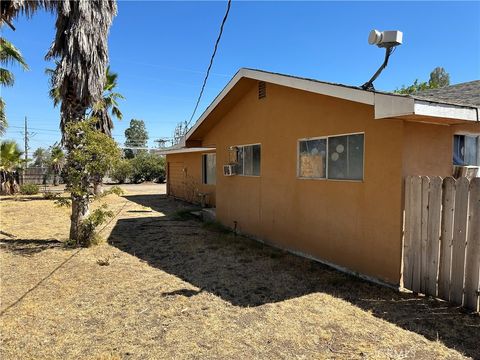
[
  {"xmin": 22, "ymin": 116, "xmax": 36, "ymax": 170},
  {"xmin": 24, "ymin": 116, "xmax": 28, "ymax": 169}
]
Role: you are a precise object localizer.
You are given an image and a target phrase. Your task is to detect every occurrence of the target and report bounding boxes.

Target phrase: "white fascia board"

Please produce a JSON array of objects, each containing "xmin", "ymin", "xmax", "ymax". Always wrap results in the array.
[
  {"xmin": 374, "ymin": 93, "xmax": 479, "ymax": 122},
  {"xmin": 414, "ymin": 101, "xmax": 478, "ymax": 122},
  {"xmin": 245, "ymin": 70, "xmax": 374, "ymax": 105},
  {"xmin": 374, "ymin": 93, "xmax": 415, "ymax": 119},
  {"xmin": 158, "ymin": 147, "xmax": 216, "ymax": 155}
]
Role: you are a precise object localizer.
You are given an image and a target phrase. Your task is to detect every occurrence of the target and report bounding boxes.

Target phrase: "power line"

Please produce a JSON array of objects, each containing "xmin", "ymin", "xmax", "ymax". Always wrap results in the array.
[{"xmin": 186, "ymin": 0, "xmax": 232, "ymax": 128}]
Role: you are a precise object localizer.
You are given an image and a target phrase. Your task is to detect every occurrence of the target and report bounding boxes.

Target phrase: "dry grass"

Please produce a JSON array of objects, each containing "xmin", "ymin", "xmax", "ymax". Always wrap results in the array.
[{"xmin": 1, "ymin": 183, "xmax": 479, "ymax": 360}]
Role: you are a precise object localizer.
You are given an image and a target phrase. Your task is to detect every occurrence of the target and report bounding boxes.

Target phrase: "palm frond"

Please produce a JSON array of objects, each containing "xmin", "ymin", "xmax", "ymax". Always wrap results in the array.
[
  {"xmin": 0, "ymin": 97, "xmax": 6, "ymax": 136},
  {"xmin": 0, "ymin": 68, "xmax": 14, "ymax": 86},
  {"xmin": 0, "ymin": 37, "xmax": 29, "ymax": 70}
]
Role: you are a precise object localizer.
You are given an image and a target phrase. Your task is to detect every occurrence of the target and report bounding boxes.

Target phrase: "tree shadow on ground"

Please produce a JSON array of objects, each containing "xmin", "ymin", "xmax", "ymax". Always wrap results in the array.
[
  {"xmin": 0, "ymin": 239, "xmax": 64, "ymax": 256},
  {"xmin": 111, "ymin": 194, "xmax": 480, "ymax": 359}
]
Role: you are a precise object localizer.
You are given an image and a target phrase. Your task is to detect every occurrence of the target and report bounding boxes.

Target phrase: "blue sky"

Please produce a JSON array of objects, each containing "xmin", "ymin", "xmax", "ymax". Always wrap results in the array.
[{"xmin": 2, "ymin": 1, "xmax": 479, "ymax": 152}]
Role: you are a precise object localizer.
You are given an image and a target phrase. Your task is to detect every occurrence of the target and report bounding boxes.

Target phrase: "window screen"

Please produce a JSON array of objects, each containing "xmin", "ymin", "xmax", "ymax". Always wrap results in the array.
[
  {"xmin": 328, "ymin": 134, "xmax": 364, "ymax": 180},
  {"xmin": 298, "ymin": 139, "xmax": 326, "ymax": 178},
  {"xmin": 202, "ymin": 153, "xmax": 216, "ymax": 185}
]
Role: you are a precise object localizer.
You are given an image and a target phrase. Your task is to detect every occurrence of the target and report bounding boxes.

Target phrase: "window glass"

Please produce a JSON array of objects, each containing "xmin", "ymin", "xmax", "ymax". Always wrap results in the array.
[
  {"xmin": 327, "ymin": 134, "xmax": 364, "ymax": 180},
  {"xmin": 298, "ymin": 139, "xmax": 326, "ymax": 178},
  {"xmin": 236, "ymin": 144, "xmax": 261, "ymax": 176},
  {"xmin": 454, "ymin": 135, "xmax": 480, "ymax": 166},
  {"xmin": 203, "ymin": 154, "xmax": 216, "ymax": 185},
  {"xmin": 465, "ymin": 136, "xmax": 479, "ymax": 166}
]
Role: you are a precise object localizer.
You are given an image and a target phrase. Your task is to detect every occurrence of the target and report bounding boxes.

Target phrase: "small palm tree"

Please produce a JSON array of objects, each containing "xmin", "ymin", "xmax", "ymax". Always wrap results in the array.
[
  {"xmin": 0, "ymin": 37, "xmax": 29, "ymax": 135},
  {"xmin": 49, "ymin": 144, "xmax": 65, "ymax": 186},
  {"xmin": 0, "ymin": 140, "xmax": 23, "ymax": 194}
]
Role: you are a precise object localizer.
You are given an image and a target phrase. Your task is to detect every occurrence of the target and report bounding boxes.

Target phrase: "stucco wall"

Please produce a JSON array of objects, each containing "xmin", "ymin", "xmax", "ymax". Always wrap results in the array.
[
  {"xmin": 201, "ymin": 83, "xmax": 406, "ymax": 284},
  {"xmin": 166, "ymin": 151, "xmax": 216, "ymax": 207},
  {"xmin": 402, "ymin": 121, "xmax": 480, "ymax": 177}
]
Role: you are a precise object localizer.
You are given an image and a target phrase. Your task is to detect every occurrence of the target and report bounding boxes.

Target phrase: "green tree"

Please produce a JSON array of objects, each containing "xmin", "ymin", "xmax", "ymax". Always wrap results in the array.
[
  {"xmin": 395, "ymin": 67, "xmax": 450, "ymax": 94},
  {"xmin": 124, "ymin": 119, "xmax": 149, "ymax": 158},
  {"xmin": 0, "ymin": 37, "xmax": 29, "ymax": 135},
  {"xmin": 428, "ymin": 67, "xmax": 450, "ymax": 88},
  {"xmin": 1, "ymin": 0, "xmax": 118, "ymax": 243},
  {"xmin": 0, "ymin": 140, "xmax": 23, "ymax": 194},
  {"xmin": 130, "ymin": 153, "xmax": 166, "ymax": 183},
  {"xmin": 33, "ymin": 147, "xmax": 48, "ymax": 167},
  {"xmin": 48, "ymin": 144, "xmax": 65, "ymax": 186},
  {"xmin": 110, "ymin": 158, "xmax": 132, "ymax": 184},
  {"xmin": 92, "ymin": 66, "xmax": 125, "ymax": 135}
]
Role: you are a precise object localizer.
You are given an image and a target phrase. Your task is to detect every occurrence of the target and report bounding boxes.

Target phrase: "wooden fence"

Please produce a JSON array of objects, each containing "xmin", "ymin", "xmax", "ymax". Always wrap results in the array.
[{"xmin": 403, "ymin": 176, "xmax": 480, "ymax": 312}]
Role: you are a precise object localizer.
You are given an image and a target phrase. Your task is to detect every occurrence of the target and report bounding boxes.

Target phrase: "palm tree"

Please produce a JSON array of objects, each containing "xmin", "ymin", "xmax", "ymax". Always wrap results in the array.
[
  {"xmin": 47, "ymin": 66, "xmax": 124, "ymax": 195},
  {"xmin": 0, "ymin": 37, "xmax": 29, "ymax": 135},
  {"xmin": 0, "ymin": 140, "xmax": 23, "ymax": 194},
  {"xmin": 48, "ymin": 144, "xmax": 64, "ymax": 186},
  {"xmin": 1, "ymin": 0, "xmax": 118, "ymax": 243},
  {"xmin": 92, "ymin": 66, "xmax": 125, "ymax": 135}
]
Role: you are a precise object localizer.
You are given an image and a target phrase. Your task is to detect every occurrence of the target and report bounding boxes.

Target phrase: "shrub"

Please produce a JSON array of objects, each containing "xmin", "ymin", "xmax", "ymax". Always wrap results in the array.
[
  {"xmin": 20, "ymin": 183, "xmax": 39, "ymax": 195},
  {"xmin": 76, "ymin": 204, "xmax": 114, "ymax": 247},
  {"xmin": 43, "ymin": 191, "xmax": 60, "ymax": 200},
  {"xmin": 110, "ymin": 159, "xmax": 132, "ymax": 184},
  {"xmin": 129, "ymin": 153, "xmax": 166, "ymax": 183}
]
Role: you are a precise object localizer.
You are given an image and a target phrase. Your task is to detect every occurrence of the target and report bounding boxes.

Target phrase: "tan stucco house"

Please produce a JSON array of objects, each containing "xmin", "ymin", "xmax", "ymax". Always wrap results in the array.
[{"xmin": 162, "ymin": 68, "xmax": 480, "ymax": 286}]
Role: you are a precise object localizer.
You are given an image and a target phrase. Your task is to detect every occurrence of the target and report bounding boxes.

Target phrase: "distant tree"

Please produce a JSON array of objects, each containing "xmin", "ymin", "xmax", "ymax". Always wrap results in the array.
[
  {"xmin": 124, "ymin": 119, "xmax": 148, "ymax": 158},
  {"xmin": 0, "ymin": 37, "xmax": 29, "ymax": 135},
  {"xmin": 33, "ymin": 147, "xmax": 48, "ymax": 167},
  {"xmin": 0, "ymin": 140, "xmax": 23, "ymax": 194},
  {"xmin": 48, "ymin": 144, "xmax": 65, "ymax": 186},
  {"xmin": 395, "ymin": 67, "xmax": 450, "ymax": 94},
  {"xmin": 129, "ymin": 152, "xmax": 166, "ymax": 183},
  {"xmin": 428, "ymin": 67, "xmax": 450, "ymax": 88}
]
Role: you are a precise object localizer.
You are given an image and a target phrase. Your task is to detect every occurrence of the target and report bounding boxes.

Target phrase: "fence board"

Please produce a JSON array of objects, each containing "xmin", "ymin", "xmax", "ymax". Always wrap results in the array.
[
  {"xmin": 403, "ymin": 176, "xmax": 414, "ymax": 289},
  {"xmin": 426, "ymin": 176, "xmax": 442, "ymax": 297},
  {"xmin": 411, "ymin": 176, "xmax": 423, "ymax": 293},
  {"xmin": 464, "ymin": 178, "xmax": 480, "ymax": 311},
  {"xmin": 420, "ymin": 176, "xmax": 430, "ymax": 293},
  {"xmin": 450, "ymin": 177, "xmax": 470, "ymax": 306},
  {"xmin": 438, "ymin": 177, "xmax": 456, "ymax": 301}
]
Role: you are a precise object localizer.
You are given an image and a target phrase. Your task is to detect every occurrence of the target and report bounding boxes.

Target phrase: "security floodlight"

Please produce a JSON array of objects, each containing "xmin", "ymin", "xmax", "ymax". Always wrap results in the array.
[
  {"xmin": 362, "ymin": 29, "xmax": 403, "ymax": 90},
  {"xmin": 368, "ymin": 30, "xmax": 403, "ymax": 47}
]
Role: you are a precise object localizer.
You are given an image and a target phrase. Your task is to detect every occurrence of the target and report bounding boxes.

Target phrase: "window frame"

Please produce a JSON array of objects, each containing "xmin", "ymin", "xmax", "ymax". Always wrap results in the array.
[
  {"xmin": 453, "ymin": 133, "xmax": 480, "ymax": 166},
  {"xmin": 202, "ymin": 153, "xmax": 216, "ymax": 185},
  {"xmin": 234, "ymin": 143, "xmax": 262, "ymax": 177},
  {"xmin": 297, "ymin": 132, "xmax": 365, "ymax": 182}
]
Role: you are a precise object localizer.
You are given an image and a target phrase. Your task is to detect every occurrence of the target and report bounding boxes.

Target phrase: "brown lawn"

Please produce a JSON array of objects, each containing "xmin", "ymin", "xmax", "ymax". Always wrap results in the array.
[{"xmin": 0, "ymin": 183, "xmax": 479, "ymax": 360}]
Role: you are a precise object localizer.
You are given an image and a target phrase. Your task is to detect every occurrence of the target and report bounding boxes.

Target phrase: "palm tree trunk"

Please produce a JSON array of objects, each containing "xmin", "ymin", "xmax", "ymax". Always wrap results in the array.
[
  {"xmin": 70, "ymin": 192, "xmax": 89, "ymax": 244},
  {"xmin": 53, "ymin": 172, "xmax": 58, "ymax": 186}
]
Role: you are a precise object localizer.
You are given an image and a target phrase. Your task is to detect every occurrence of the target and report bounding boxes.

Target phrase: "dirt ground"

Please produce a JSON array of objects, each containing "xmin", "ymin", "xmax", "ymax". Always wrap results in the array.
[{"xmin": 0, "ymin": 183, "xmax": 479, "ymax": 360}]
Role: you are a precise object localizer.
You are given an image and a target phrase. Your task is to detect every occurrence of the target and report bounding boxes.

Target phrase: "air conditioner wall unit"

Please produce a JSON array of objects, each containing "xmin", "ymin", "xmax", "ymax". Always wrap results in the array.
[
  {"xmin": 453, "ymin": 165, "xmax": 479, "ymax": 180},
  {"xmin": 223, "ymin": 164, "xmax": 236, "ymax": 176}
]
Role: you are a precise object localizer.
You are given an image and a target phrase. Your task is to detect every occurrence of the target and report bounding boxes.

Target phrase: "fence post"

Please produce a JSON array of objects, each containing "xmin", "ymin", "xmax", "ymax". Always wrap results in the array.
[
  {"xmin": 464, "ymin": 178, "xmax": 480, "ymax": 312},
  {"xmin": 426, "ymin": 176, "xmax": 442, "ymax": 297},
  {"xmin": 450, "ymin": 177, "xmax": 470, "ymax": 306}
]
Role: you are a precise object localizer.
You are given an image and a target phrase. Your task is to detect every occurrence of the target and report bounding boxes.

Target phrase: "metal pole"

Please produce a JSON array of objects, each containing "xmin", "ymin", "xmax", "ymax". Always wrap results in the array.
[{"xmin": 24, "ymin": 116, "xmax": 28, "ymax": 169}]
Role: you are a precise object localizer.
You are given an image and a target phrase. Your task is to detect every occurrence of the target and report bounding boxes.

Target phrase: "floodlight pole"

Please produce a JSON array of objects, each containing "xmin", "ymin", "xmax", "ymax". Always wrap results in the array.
[{"xmin": 361, "ymin": 46, "xmax": 394, "ymax": 91}]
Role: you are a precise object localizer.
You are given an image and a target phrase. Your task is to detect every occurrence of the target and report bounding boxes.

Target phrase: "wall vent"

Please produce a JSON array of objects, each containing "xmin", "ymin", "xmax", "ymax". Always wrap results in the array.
[{"xmin": 258, "ymin": 81, "xmax": 266, "ymax": 99}]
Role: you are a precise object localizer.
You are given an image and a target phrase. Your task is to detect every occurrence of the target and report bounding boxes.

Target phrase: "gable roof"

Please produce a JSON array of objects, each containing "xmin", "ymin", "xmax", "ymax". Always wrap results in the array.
[
  {"xmin": 412, "ymin": 80, "xmax": 480, "ymax": 108},
  {"xmin": 184, "ymin": 68, "xmax": 479, "ymax": 145}
]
